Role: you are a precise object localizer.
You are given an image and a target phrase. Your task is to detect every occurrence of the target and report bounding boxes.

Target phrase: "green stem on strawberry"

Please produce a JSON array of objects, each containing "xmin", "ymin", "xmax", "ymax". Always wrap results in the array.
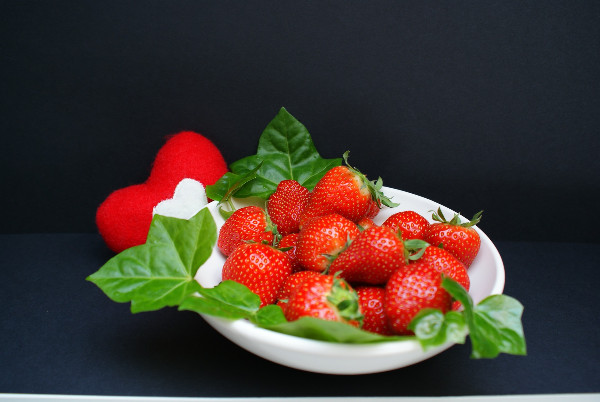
[
  {"xmin": 264, "ymin": 211, "xmax": 282, "ymax": 246},
  {"xmin": 426, "ymin": 207, "xmax": 482, "ymax": 267},
  {"xmin": 403, "ymin": 238, "xmax": 430, "ymax": 262},
  {"xmin": 342, "ymin": 151, "xmax": 399, "ymax": 209},
  {"xmin": 326, "ymin": 273, "xmax": 364, "ymax": 326},
  {"xmin": 322, "ymin": 233, "xmax": 355, "ymax": 274},
  {"xmin": 431, "ymin": 207, "xmax": 483, "ymax": 228}
]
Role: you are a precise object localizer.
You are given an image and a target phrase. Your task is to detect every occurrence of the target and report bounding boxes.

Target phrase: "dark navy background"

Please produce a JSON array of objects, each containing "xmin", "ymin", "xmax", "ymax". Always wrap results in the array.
[{"xmin": 2, "ymin": 1, "xmax": 599, "ymax": 243}]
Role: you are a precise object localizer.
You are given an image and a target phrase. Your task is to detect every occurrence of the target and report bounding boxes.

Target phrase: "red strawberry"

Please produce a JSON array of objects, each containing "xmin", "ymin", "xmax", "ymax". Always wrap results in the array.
[
  {"xmin": 296, "ymin": 214, "xmax": 360, "ymax": 272},
  {"xmin": 425, "ymin": 208, "xmax": 482, "ymax": 267},
  {"xmin": 329, "ymin": 225, "xmax": 406, "ymax": 285},
  {"xmin": 217, "ymin": 206, "xmax": 274, "ymax": 256},
  {"xmin": 417, "ymin": 245, "xmax": 470, "ymax": 292},
  {"xmin": 385, "ymin": 260, "xmax": 452, "ymax": 335},
  {"xmin": 285, "ymin": 273, "xmax": 363, "ymax": 327},
  {"xmin": 267, "ymin": 180, "xmax": 310, "ymax": 236},
  {"xmin": 278, "ymin": 233, "xmax": 302, "ymax": 272},
  {"xmin": 356, "ymin": 286, "xmax": 393, "ymax": 335},
  {"xmin": 357, "ymin": 216, "xmax": 377, "ymax": 230},
  {"xmin": 276, "ymin": 270, "xmax": 321, "ymax": 311},
  {"xmin": 299, "ymin": 152, "xmax": 397, "ymax": 227},
  {"xmin": 221, "ymin": 242, "xmax": 292, "ymax": 307},
  {"xmin": 382, "ymin": 210, "xmax": 430, "ymax": 240}
]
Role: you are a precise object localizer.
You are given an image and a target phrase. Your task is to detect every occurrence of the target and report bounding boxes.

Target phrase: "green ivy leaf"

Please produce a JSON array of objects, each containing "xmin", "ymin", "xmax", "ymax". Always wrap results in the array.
[
  {"xmin": 181, "ymin": 277, "xmax": 525, "ymax": 354},
  {"xmin": 86, "ymin": 208, "xmax": 216, "ymax": 313},
  {"xmin": 409, "ymin": 309, "xmax": 468, "ymax": 350},
  {"xmin": 179, "ymin": 281, "xmax": 288, "ymax": 326},
  {"xmin": 263, "ymin": 317, "xmax": 410, "ymax": 344},
  {"xmin": 179, "ymin": 281, "xmax": 407, "ymax": 344},
  {"xmin": 442, "ymin": 277, "xmax": 527, "ymax": 358},
  {"xmin": 470, "ymin": 294, "xmax": 527, "ymax": 358},
  {"xmin": 204, "ymin": 172, "xmax": 243, "ymax": 202},
  {"xmin": 206, "ymin": 107, "xmax": 341, "ymax": 201},
  {"xmin": 253, "ymin": 304, "xmax": 288, "ymax": 326},
  {"xmin": 179, "ymin": 280, "xmax": 261, "ymax": 320},
  {"xmin": 205, "ymin": 162, "xmax": 263, "ymax": 208},
  {"xmin": 408, "ymin": 279, "xmax": 526, "ymax": 357}
]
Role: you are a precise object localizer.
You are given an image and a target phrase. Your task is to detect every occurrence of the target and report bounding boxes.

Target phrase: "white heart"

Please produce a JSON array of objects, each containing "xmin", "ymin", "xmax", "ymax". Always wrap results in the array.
[{"xmin": 152, "ymin": 178, "xmax": 208, "ymax": 220}]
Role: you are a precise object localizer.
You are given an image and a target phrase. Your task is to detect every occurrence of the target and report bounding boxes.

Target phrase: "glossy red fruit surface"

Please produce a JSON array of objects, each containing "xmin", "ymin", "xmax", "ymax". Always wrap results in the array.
[
  {"xmin": 329, "ymin": 225, "xmax": 405, "ymax": 285},
  {"xmin": 382, "ymin": 210, "xmax": 430, "ymax": 240},
  {"xmin": 217, "ymin": 206, "xmax": 274, "ymax": 256},
  {"xmin": 285, "ymin": 274, "xmax": 362, "ymax": 327},
  {"xmin": 299, "ymin": 152, "xmax": 396, "ymax": 227},
  {"xmin": 267, "ymin": 180, "xmax": 310, "ymax": 236},
  {"xmin": 296, "ymin": 214, "xmax": 360, "ymax": 272},
  {"xmin": 276, "ymin": 270, "xmax": 321, "ymax": 311},
  {"xmin": 356, "ymin": 286, "xmax": 393, "ymax": 336},
  {"xmin": 357, "ymin": 217, "xmax": 377, "ymax": 230},
  {"xmin": 385, "ymin": 260, "xmax": 452, "ymax": 335},
  {"xmin": 417, "ymin": 246, "xmax": 470, "ymax": 292},
  {"xmin": 222, "ymin": 242, "xmax": 292, "ymax": 307},
  {"xmin": 424, "ymin": 209, "xmax": 482, "ymax": 267},
  {"xmin": 300, "ymin": 165, "xmax": 374, "ymax": 226},
  {"xmin": 278, "ymin": 232, "xmax": 302, "ymax": 272}
]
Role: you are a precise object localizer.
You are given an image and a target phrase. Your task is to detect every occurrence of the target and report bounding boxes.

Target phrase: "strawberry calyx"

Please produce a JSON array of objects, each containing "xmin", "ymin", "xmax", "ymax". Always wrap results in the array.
[
  {"xmin": 322, "ymin": 233, "xmax": 354, "ymax": 274},
  {"xmin": 264, "ymin": 211, "xmax": 282, "ymax": 244},
  {"xmin": 342, "ymin": 151, "xmax": 399, "ymax": 209},
  {"xmin": 430, "ymin": 207, "xmax": 483, "ymax": 228},
  {"xmin": 326, "ymin": 273, "xmax": 364, "ymax": 325},
  {"xmin": 403, "ymin": 238, "xmax": 430, "ymax": 262}
]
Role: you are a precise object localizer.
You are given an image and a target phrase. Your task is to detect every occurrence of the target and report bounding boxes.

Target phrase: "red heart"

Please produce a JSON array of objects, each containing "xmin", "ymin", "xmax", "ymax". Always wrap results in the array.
[{"xmin": 96, "ymin": 131, "xmax": 228, "ymax": 253}]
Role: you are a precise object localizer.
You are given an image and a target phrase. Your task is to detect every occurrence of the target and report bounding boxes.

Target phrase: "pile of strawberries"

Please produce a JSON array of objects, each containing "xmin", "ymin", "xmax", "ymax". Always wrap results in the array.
[{"xmin": 217, "ymin": 155, "xmax": 482, "ymax": 336}]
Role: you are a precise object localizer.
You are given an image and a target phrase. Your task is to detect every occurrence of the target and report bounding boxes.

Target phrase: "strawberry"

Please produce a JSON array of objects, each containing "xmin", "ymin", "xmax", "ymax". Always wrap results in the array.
[
  {"xmin": 382, "ymin": 210, "xmax": 430, "ymax": 240},
  {"xmin": 267, "ymin": 180, "xmax": 310, "ymax": 236},
  {"xmin": 221, "ymin": 242, "xmax": 292, "ymax": 307},
  {"xmin": 329, "ymin": 225, "xmax": 406, "ymax": 285},
  {"xmin": 295, "ymin": 213, "xmax": 360, "ymax": 272},
  {"xmin": 417, "ymin": 245, "xmax": 470, "ymax": 292},
  {"xmin": 278, "ymin": 232, "xmax": 302, "ymax": 272},
  {"xmin": 285, "ymin": 273, "xmax": 363, "ymax": 327},
  {"xmin": 385, "ymin": 260, "xmax": 452, "ymax": 335},
  {"xmin": 356, "ymin": 286, "xmax": 393, "ymax": 335},
  {"xmin": 217, "ymin": 206, "xmax": 274, "ymax": 256},
  {"xmin": 414, "ymin": 244, "xmax": 470, "ymax": 310},
  {"xmin": 276, "ymin": 270, "xmax": 321, "ymax": 311},
  {"xmin": 357, "ymin": 216, "xmax": 377, "ymax": 230},
  {"xmin": 299, "ymin": 151, "xmax": 397, "ymax": 227},
  {"xmin": 424, "ymin": 208, "xmax": 482, "ymax": 267}
]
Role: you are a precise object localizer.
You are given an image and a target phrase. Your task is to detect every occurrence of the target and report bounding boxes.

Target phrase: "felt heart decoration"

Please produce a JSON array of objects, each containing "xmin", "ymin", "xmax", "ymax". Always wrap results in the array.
[
  {"xmin": 152, "ymin": 178, "xmax": 208, "ymax": 220},
  {"xmin": 96, "ymin": 131, "xmax": 228, "ymax": 253}
]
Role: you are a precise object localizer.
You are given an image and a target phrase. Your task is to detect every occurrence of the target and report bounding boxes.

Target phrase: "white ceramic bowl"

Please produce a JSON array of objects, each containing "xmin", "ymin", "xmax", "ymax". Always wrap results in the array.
[{"xmin": 194, "ymin": 186, "xmax": 505, "ymax": 375}]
